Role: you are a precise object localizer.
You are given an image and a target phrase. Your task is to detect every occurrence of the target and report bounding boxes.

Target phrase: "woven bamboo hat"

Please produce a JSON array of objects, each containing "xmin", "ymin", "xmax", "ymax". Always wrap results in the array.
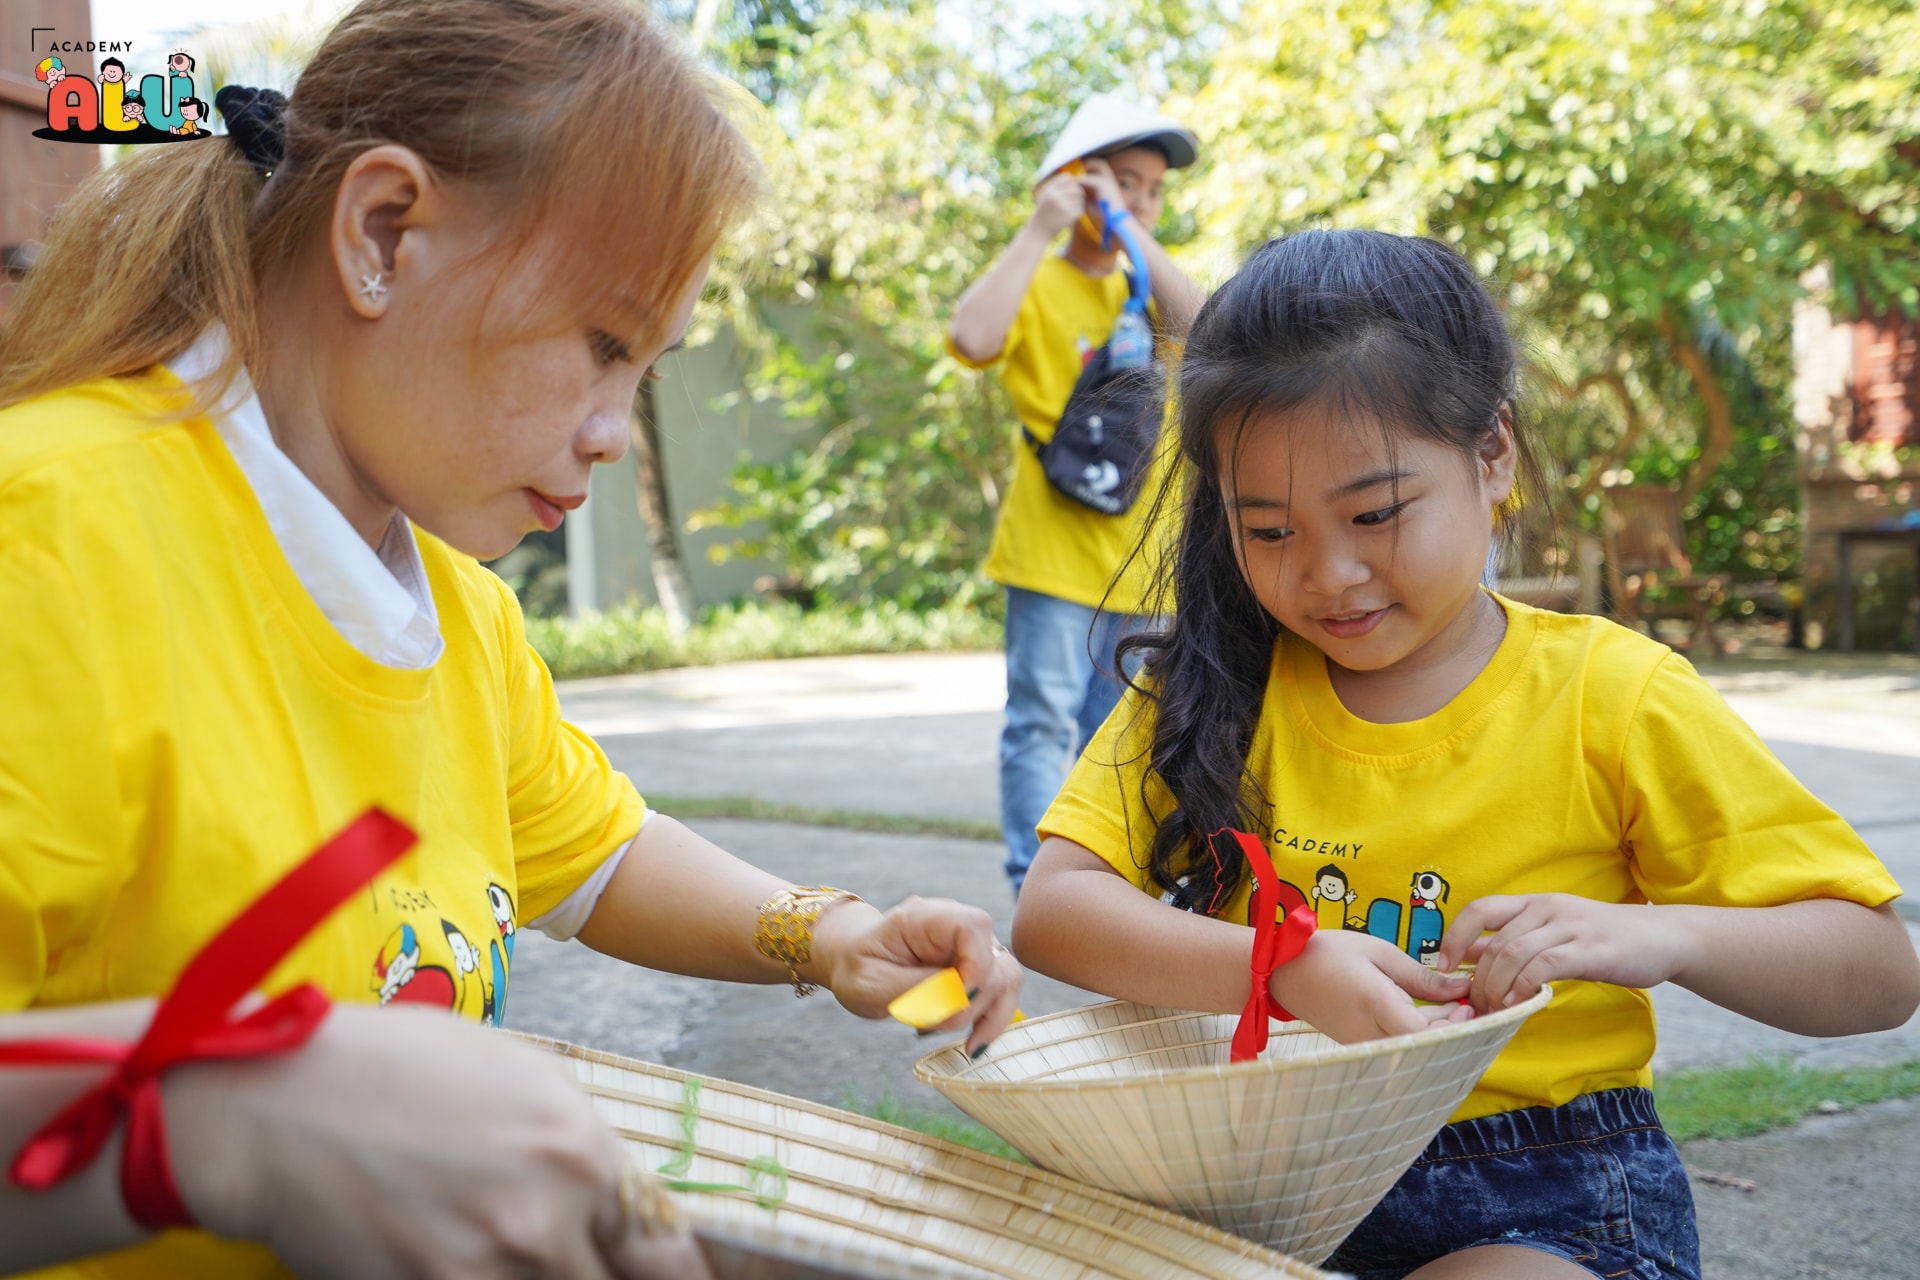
[
  {"xmin": 520, "ymin": 1034, "xmax": 1330, "ymax": 1279},
  {"xmin": 915, "ymin": 990, "xmax": 1552, "ymax": 1265}
]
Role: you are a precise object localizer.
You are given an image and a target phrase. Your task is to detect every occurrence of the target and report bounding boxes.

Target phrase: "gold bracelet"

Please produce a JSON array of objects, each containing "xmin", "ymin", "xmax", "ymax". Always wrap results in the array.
[{"xmin": 754, "ymin": 885, "xmax": 864, "ymax": 997}]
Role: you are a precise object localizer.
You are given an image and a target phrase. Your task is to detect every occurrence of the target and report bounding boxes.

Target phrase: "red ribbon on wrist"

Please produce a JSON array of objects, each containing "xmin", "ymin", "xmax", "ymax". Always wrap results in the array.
[
  {"xmin": 1224, "ymin": 829, "xmax": 1317, "ymax": 1063},
  {"xmin": 1, "ymin": 809, "xmax": 417, "ymax": 1228}
]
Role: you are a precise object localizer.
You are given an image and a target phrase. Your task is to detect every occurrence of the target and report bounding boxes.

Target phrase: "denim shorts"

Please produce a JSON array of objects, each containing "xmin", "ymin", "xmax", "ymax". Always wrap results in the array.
[{"xmin": 1324, "ymin": 1088, "xmax": 1700, "ymax": 1280}]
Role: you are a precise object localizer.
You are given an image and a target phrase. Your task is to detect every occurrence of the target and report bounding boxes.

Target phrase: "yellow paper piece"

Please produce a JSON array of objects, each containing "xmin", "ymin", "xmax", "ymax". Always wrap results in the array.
[{"xmin": 888, "ymin": 968, "xmax": 970, "ymax": 1029}]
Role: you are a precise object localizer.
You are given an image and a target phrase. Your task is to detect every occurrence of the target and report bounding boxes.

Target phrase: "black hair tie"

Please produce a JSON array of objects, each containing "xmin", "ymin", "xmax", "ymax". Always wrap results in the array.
[{"xmin": 216, "ymin": 85, "xmax": 289, "ymax": 175}]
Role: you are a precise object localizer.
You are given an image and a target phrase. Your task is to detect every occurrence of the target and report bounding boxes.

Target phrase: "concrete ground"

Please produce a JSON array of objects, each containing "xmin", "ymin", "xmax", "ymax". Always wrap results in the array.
[{"xmin": 507, "ymin": 649, "xmax": 1920, "ymax": 1279}]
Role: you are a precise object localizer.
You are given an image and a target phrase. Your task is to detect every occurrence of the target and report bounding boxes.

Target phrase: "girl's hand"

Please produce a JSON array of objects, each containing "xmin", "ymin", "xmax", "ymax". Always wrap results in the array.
[
  {"xmin": 811, "ymin": 896, "xmax": 1023, "ymax": 1055},
  {"xmin": 1435, "ymin": 894, "xmax": 1687, "ymax": 1015},
  {"xmin": 165, "ymin": 1003, "xmax": 713, "ymax": 1280},
  {"xmin": 1030, "ymin": 171, "xmax": 1089, "ymax": 238},
  {"xmin": 1269, "ymin": 930, "xmax": 1474, "ymax": 1044}
]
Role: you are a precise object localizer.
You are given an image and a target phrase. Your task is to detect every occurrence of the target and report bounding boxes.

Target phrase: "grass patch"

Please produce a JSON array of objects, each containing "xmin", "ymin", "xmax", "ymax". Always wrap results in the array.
[
  {"xmin": 527, "ymin": 600, "xmax": 1003, "ymax": 680},
  {"xmin": 844, "ymin": 1093, "xmax": 1029, "ymax": 1164},
  {"xmin": 1658, "ymin": 1057, "xmax": 1920, "ymax": 1141},
  {"xmin": 647, "ymin": 794, "xmax": 999, "ymax": 843}
]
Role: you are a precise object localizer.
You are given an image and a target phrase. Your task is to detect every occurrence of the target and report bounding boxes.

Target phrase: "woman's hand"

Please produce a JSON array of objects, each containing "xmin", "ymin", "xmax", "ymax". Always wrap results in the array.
[
  {"xmin": 1269, "ymin": 930, "xmax": 1474, "ymax": 1044},
  {"xmin": 166, "ymin": 1003, "xmax": 713, "ymax": 1280},
  {"xmin": 1434, "ymin": 894, "xmax": 1686, "ymax": 1016},
  {"xmin": 809, "ymin": 896, "xmax": 1023, "ymax": 1055}
]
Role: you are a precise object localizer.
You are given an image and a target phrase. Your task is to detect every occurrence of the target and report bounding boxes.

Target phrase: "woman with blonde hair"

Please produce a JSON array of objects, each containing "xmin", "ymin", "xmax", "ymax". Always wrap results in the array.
[{"xmin": 0, "ymin": 1, "xmax": 1020, "ymax": 1275}]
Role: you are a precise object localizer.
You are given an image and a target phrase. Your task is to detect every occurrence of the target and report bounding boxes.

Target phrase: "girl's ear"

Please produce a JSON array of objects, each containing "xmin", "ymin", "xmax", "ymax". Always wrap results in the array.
[{"xmin": 1482, "ymin": 401, "xmax": 1519, "ymax": 510}]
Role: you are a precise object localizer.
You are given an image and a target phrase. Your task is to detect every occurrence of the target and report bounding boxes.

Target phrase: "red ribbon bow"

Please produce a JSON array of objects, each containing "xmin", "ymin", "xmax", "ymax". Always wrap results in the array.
[
  {"xmin": 1, "ymin": 809, "xmax": 417, "ymax": 1227},
  {"xmin": 1225, "ymin": 829, "xmax": 1318, "ymax": 1063}
]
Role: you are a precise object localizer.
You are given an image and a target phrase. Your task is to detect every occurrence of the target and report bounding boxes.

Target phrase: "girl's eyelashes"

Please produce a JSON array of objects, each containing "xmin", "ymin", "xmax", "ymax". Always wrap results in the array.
[
  {"xmin": 589, "ymin": 330, "xmax": 633, "ymax": 367},
  {"xmin": 1242, "ymin": 525, "xmax": 1291, "ymax": 544},
  {"xmin": 1353, "ymin": 501, "xmax": 1409, "ymax": 527}
]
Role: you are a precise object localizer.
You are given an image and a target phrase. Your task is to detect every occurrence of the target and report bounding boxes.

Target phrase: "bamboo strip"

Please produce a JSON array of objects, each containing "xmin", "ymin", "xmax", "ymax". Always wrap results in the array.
[{"xmin": 517, "ymin": 1034, "xmax": 1330, "ymax": 1280}]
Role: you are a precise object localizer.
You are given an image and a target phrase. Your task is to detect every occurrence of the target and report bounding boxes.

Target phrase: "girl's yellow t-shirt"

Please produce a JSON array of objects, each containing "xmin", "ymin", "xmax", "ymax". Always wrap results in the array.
[
  {"xmin": 1042, "ymin": 599, "xmax": 1903, "ymax": 1122},
  {"xmin": 0, "ymin": 371, "xmax": 644, "ymax": 1277}
]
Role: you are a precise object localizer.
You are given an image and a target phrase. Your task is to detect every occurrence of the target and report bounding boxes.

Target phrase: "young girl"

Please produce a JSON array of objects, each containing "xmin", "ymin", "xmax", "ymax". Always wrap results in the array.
[
  {"xmin": 0, "ymin": 2, "xmax": 1018, "ymax": 1276},
  {"xmin": 1013, "ymin": 229, "xmax": 1920, "ymax": 1279}
]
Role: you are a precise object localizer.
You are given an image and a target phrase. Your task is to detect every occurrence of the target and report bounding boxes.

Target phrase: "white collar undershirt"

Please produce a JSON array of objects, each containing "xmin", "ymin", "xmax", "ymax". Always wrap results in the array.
[{"xmin": 165, "ymin": 327, "xmax": 445, "ymax": 670}]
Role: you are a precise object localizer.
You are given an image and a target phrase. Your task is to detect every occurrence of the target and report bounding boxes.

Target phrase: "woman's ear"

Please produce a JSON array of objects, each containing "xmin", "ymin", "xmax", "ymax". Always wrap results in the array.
[{"xmin": 330, "ymin": 145, "xmax": 443, "ymax": 320}]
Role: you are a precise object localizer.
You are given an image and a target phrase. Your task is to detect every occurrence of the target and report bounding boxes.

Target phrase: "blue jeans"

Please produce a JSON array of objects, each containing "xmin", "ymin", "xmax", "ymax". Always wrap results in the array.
[
  {"xmin": 1327, "ymin": 1088, "xmax": 1701, "ymax": 1280},
  {"xmin": 999, "ymin": 586, "xmax": 1147, "ymax": 894}
]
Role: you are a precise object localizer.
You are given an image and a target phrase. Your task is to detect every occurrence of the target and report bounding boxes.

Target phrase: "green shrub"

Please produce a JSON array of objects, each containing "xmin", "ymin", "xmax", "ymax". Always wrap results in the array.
[{"xmin": 524, "ymin": 599, "xmax": 1004, "ymax": 681}]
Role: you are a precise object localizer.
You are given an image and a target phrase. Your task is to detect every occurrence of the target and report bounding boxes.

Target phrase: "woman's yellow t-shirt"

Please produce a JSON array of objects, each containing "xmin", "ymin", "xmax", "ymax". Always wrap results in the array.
[
  {"xmin": 0, "ymin": 371, "xmax": 644, "ymax": 1278},
  {"xmin": 1041, "ymin": 599, "xmax": 1903, "ymax": 1122},
  {"xmin": 950, "ymin": 254, "xmax": 1177, "ymax": 613}
]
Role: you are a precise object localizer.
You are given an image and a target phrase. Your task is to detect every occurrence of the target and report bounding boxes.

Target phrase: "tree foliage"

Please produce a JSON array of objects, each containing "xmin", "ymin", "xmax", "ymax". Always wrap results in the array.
[
  {"xmin": 693, "ymin": 0, "xmax": 1920, "ymax": 601},
  {"xmin": 690, "ymin": 0, "xmax": 1215, "ymax": 605}
]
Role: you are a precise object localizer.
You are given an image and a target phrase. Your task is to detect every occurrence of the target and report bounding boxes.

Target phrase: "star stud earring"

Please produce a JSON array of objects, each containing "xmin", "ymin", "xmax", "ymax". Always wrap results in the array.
[{"xmin": 358, "ymin": 273, "xmax": 388, "ymax": 303}]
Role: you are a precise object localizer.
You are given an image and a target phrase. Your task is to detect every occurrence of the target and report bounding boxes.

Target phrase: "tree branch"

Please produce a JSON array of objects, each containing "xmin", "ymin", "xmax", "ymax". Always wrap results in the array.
[{"xmin": 1658, "ymin": 307, "xmax": 1737, "ymax": 507}]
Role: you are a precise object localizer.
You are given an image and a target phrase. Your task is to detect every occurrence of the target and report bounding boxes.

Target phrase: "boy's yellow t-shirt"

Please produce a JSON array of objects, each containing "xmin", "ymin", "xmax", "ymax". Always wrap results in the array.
[
  {"xmin": 1041, "ymin": 599, "xmax": 1903, "ymax": 1123},
  {"xmin": 0, "ymin": 372, "xmax": 645, "ymax": 1278},
  {"xmin": 950, "ymin": 254, "xmax": 1175, "ymax": 613}
]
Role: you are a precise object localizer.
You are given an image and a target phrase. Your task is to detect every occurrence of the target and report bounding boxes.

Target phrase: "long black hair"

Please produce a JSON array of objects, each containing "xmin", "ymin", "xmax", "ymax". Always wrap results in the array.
[{"xmin": 1115, "ymin": 229, "xmax": 1545, "ymax": 913}]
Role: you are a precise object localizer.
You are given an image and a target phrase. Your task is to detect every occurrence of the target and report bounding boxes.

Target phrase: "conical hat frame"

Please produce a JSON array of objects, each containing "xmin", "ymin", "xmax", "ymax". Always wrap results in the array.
[
  {"xmin": 916, "ymin": 988, "xmax": 1552, "ymax": 1264},
  {"xmin": 1036, "ymin": 93, "xmax": 1198, "ymax": 181},
  {"xmin": 519, "ymin": 1034, "xmax": 1330, "ymax": 1279}
]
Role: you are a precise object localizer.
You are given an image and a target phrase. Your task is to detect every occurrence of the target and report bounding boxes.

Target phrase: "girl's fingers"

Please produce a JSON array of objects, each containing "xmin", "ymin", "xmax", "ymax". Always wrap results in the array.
[
  {"xmin": 1434, "ymin": 895, "xmax": 1527, "ymax": 971},
  {"xmin": 1472, "ymin": 921, "xmax": 1567, "ymax": 1013},
  {"xmin": 1501, "ymin": 945, "xmax": 1577, "ymax": 1009}
]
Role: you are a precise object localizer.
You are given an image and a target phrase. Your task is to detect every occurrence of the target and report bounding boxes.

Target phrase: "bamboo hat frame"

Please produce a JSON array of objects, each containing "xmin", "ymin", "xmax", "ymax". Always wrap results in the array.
[
  {"xmin": 916, "ymin": 989, "xmax": 1552, "ymax": 1265},
  {"xmin": 520, "ymin": 1035, "xmax": 1330, "ymax": 1279}
]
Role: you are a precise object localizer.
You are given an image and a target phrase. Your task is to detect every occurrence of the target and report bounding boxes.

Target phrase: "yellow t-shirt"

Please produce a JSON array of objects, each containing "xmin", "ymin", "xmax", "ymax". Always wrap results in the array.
[
  {"xmin": 951, "ymin": 254, "xmax": 1175, "ymax": 612},
  {"xmin": 0, "ymin": 371, "xmax": 645, "ymax": 1278},
  {"xmin": 1041, "ymin": 599, "xmax": 1903, "ymax": 1122}
]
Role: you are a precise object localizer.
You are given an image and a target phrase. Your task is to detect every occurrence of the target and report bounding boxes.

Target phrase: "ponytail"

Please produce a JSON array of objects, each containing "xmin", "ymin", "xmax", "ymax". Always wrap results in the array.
[{"xmin": 0, "ymin": 140, "xmax": 262, "ymax": 410}]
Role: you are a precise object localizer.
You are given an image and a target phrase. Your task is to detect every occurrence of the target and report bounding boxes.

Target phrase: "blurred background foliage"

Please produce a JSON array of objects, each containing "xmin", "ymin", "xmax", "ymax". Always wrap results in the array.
[
  {"xmin": 201, "ymin": 0, "xmax": 1920, "ymax": 611},
  {"xmin": 674, "ymin": 0, "xmax": 1920, "ymax": 604}
]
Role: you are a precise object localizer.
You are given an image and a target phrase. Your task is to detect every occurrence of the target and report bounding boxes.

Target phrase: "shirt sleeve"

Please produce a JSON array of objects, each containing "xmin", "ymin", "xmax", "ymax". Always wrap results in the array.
[
  {"xmin": 1622, "ymin": 653, "xmax": 1903, "ymax": 910},
  {"xmin": 489, "ymin": 573, "xmax": 647, "ymax": 922},
  {"xmin": 0, "ymin": 524, "xmax": 126, "ymax": 1011},
  {"xmin": 944, "ymin": 280, "xmax": 1038, "ymax": 371},
  {"xmin": 1038, "ymin": 684, "xmax": 1170, "ymax": 893}
]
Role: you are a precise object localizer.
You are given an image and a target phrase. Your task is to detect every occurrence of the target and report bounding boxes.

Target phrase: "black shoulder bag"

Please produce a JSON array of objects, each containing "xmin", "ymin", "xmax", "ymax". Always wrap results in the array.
[{"xmin": 1024, "ymin": 204, "xmax": 1163, "ymax": 517}]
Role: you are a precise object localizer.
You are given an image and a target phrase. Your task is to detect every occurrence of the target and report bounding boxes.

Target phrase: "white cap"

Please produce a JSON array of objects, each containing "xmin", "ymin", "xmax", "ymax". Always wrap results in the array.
[{"xmin": 1036, "ymin": 93, "xmax": 1199, "ymax": 183}]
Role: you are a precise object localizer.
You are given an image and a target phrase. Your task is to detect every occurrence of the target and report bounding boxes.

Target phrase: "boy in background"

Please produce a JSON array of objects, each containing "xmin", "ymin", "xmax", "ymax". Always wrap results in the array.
[{"xmin": 948, "ymin": 95, "xmax": 1202, "ymax": 895}]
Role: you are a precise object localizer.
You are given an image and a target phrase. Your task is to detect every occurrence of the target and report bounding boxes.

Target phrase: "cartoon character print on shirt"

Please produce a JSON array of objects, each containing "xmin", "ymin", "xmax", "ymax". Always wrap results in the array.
[
  {"xmin": 1352, "ymin": 869, "xmax": 1453, "ymax": 965},
  {"xmin": 440, "ymin": 918, "xmax": 495, "ymax": 1022},
  {"xmin": 487, "ymin": 882, "xmax": 516, "ymax": 1028},
  {"xmin": 1404, "ymin": 871, "xmax": 1451, "ymax": 966},
  {"xmin": 1263, "ymin": 829, "xmax": 1455, "ymax": 966},
  {"xmin": 1309, "ymin": 865, "xmax": 1360, "ymax": 933},
  {"xmin": 373, "ymin": 921, "xmax": 458, "ymax": 1008}
]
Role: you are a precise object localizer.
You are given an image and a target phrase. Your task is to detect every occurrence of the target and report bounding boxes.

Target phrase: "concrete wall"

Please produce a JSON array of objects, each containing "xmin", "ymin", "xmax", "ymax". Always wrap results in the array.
[{"xmin": 569, "ymin": 322, "xmax": 815, "ymax": 612}]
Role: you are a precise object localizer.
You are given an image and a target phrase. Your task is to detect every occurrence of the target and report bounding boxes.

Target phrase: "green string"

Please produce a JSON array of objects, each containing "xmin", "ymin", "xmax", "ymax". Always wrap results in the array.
[{"xmin": 655, "ymin": 1078, "xmax": 789, "ymax": 1210}]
